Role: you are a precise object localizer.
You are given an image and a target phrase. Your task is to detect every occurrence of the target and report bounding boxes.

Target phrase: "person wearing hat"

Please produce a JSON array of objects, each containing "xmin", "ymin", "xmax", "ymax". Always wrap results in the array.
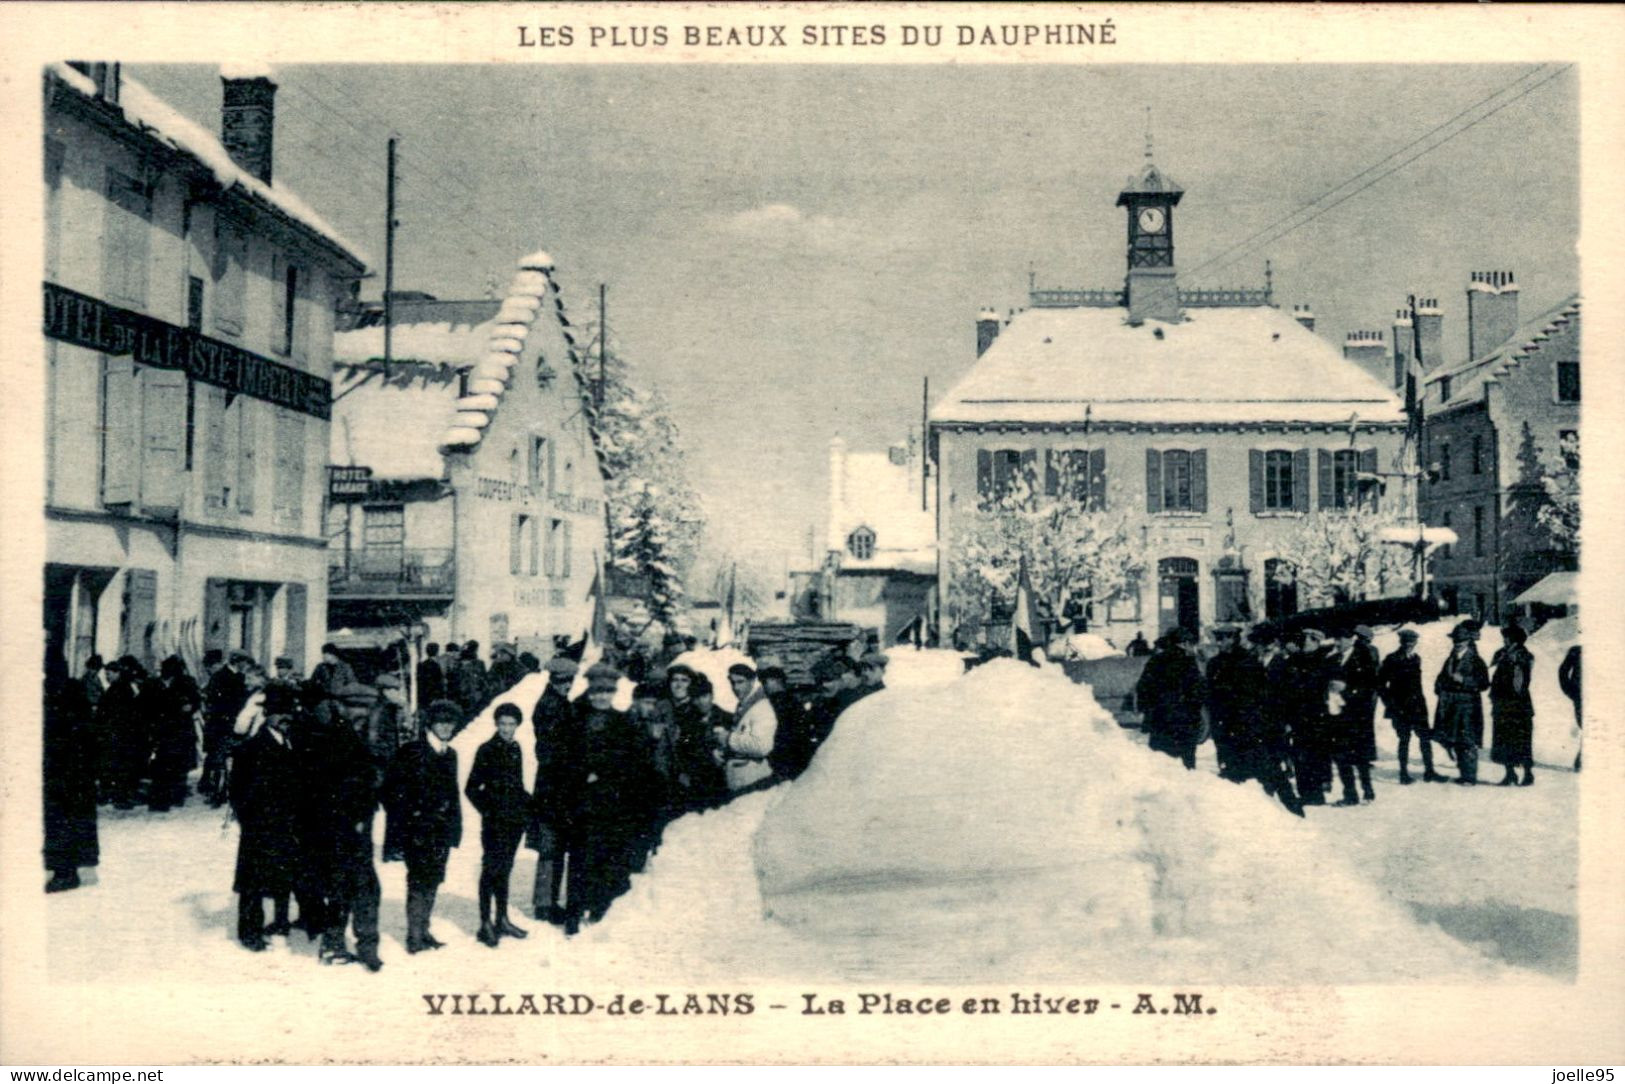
[
  {"xmin": 1281, "ymin": 628, "xmax": 1336, "ymax": 804},
  {"xmin": 527, "ymin": 656, "xmax": 578, "ymax": 924},
  {"xmin": 97, "ymin": 655, "xmax": 150, "ymax": 809},
  {"xmin": 1328, "ymin": 628, "xmax": 1380, "ymax": 805},
  {"xmin": 1135, "ymin": 628, "xmax": 1207, "ymax": 770},
  {"xmin": 1204, "ymin": 628, "xmax": 1253, "ymax": 778},
  {"xmin": 450, "ymin": 641, "xmax": 489, "ymax": 721},
  {"xmin": 1211, "ymin": 628, "xmax": 1303, "ymax": 815},
  {"xmin": 44, "ymin": 646, "xmax": 99, "ymax": 894},
  {"xmin": 148, "ymin": 655, "xmax": 202, "ymax": 813},
  {"xmin": 672, "ymin": 672, "xmax": 730, "ymax": 812},
  {"xmin": 854, "ymin": 652, "xmax": 889, "ymax": 701},
  {"xmin": 793, "ymin": 656, "xmax": 850, "ymax": 779},
  {"xmin": 1490, "ymin": 623, "xmax": 1537, "ymax": 787},
  {"xmin": 200, "ymin": 649, "xmax": 249, "ymax": 806},
  {"xmin": 556, "ymin": 664, "xmax": 662, "ymax": 932},
  {"xmin": 311, "ymin": 644, "xmax": 358, "ymax": 700},
  {"xmin": 720, "ymin": 664, "xmax": 779, "ymax": 793},
  {"xmin": 416, "ymin": 643, "xmax": 447, "ymax": 708},
  {"xmin": 1433, "ymin": 621, "xmax": 1490, "ymax": 785},
  {"xmin": 465, "ymin": 702, "xmax": 531, "ymax": 947},
  {"xmin": 229, "ymin": 684, "xmax": 307, "ymax": 953},
  {"xmin": 1378, "ymin": 629, "xmax": 1445, "ymax": 784},
  {"xmin": 486, "ymin": 643, "xmax": 527, "ymax": 703},
  {"xmin": 307, "ymin": 679, "xmax": 385, "ymax": 970},
  {"xmin": 381, "ymin": 698, "xmax": 464, "ymax": 952},
  {"xmin": 760, "ymin": 665, "xmax": 811, "ymax": 782}
]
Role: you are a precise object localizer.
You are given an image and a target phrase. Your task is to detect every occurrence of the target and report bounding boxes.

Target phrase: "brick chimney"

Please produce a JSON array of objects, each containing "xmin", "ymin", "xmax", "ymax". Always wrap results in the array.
[
  {"xmin": 1414, "ymin": 298, "xmax": 1444, "ymax": 372},
  {"xmin": 220, "ymin": 66, "xmax": 278, "ymax": 184},
  {"xmin": 1292, "ymin": 304, "xmax": 1315, "ymax": 333},
  {"xmin": 976, "ymin": 308, "xmax": 1001, "ymax": 357},
  {"xmin": 1391, "ymin": 308, "xmax": 1413, "ymax": 391},
  {"xmin": 1343, "ymin": 330, "xmax": 1388, "ymax": 386},
  {"xmin": 1467, "ymin": 270, "xmax": 1519, "ymax": 361}
]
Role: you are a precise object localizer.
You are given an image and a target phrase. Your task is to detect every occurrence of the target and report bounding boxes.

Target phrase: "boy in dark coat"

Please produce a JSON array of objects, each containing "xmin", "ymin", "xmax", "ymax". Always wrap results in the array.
[
  {"xmin": 229, "ymin": 685, "xmax": 306, "ymax": 951},
  {"xmin": 383, "ymin": 699, "xmax": 463, "ymax": 953},
  {"xmin": 1378, "ymin": 629, "xmax": 1444, "ymax": 784},
  {"xmin": 529, "ymin": 656, "xmax": 577, "ymax": 924},
  {"xmin": 466, "ymin": 702, "xmax": 530, "ymax": 946}
]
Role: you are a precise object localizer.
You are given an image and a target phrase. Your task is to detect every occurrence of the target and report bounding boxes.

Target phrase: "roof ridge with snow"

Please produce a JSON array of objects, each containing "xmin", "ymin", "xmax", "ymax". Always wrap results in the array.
[{"xmin": 1428, "ymin": 295, "xmax": 1580, "ymax": 411}]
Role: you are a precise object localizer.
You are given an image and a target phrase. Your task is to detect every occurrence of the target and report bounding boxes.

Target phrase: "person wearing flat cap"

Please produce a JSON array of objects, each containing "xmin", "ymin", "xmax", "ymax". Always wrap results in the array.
[
  {"xmin": 855, "ymin": 652, "xmax": 889, "ymax": 700},
  {"xmin": 381, "ymin": 699, "xmax": 463, "ymax": 953},
  {"xmin": 1433, "ymin": 622, "xmax": 1490, "ymax": 784},
  {"xmin": 230, "ymin": 684, "xmax": 307, "ymax": 953},
  {"xmin": 664, "ymin": 664, "xmax": 725, "ymax": 812},
  {"xmin": 527, "ymin": 656, "xmax": 578, "ymax": 924},
  {"xmin": 1281, "ymin": 627, "xmax": 1336, "ymax": 804},
  {"xmin": 305, "ymin": 679, "xmax": 384, "ymax": 970},
  {"xmin": 1379, "ymin": 629, "xmax": 1444, "ymax": 785},
  {"xmin": 466, "ymin": 702, "xmax": 531, "ymax": 946},
  {"xmin": 720, "ymin": 664, "xmax": 779, "ymax": 793}
]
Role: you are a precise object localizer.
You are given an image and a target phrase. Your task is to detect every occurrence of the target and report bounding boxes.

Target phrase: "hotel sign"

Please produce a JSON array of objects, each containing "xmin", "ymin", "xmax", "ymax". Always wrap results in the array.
[
  {"xmin": 329, "ymin": 466, "xmax": 374, "ymax": 501},
  {"xmin": 44, "ymin": 282, "xmax": 332, "ymax": 420}
]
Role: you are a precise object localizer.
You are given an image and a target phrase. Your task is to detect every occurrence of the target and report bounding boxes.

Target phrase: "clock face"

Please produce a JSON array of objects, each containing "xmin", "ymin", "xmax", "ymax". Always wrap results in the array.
[{"xmin": 1138, "ymin": 206, "xmax": 1167, "ymax": 234}]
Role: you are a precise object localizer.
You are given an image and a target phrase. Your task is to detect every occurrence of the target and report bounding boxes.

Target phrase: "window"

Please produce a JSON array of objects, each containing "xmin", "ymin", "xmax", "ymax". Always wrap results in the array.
[
  {"xmin": 100, "ymin": 356, "xmax": 138, "ymax": 506},
  {"xmin": 363, "ymin": 504, "xmax": 404, "ymax": 551},
  {"xmin": 273, "ymin": 413, "xmax": 305, "ymax": 529},
  {"xmin": 530, "ymin": 436, "xmax": 553, "ymax": 493},
  {"xmin": 545, "ymin": 518, "xmax": 568, "ymax": 577},
  {"xmin": 1439, "ymin": 441, "xmax": 1451, "ymax": 482},
  {"xmin": 1473, "ymin": 505, "xmax": 1485, "ymax": 557},
  {"xmin": 273, "ymin": 260, "xmax": 299, "ymax": 356},
  {"xmin": 1439, "ymin": 375, "xmax": 1452, "ymax": 402},
  {"xmin": 104, "ymin": 168, "xmax": 152, "ymax": 307},
  {"xmin": 1471, "ymin": 434, "xmax": 1483, "ymax": 475},
  {"xmin": 1319, "ymin": 448, "xmax": 1376, "ymax": 511},
  {"xmin": 512, "ymin": 514, "xmax": 537, "ymax": 576},
  {"xmin": 1045, "ymin": 448, "xmax": 1106, "ymax": 509},
  {"xmin": 212, "ymin": 219, "xmax": 245, "ymax": 336},
  {"xmin": 977, "ymin": 448, "xmax": 1035, "ymax": 502},
  {"xmin": 1146, "ymin": 448, "xmax": 1207, "ymax": 513},
  {"xmin": 508, "ymin": 447, "xmax": 520, "ymax": 484},
  {"xmin": 1440, "ymin": 510, "xmax": 1453, "ymax": 560},
  {"xmin": 1107, "ymin": 576, "xmax": 1142, "ymax": 623},
  {"xmin": 847, "ymin": 525, "xmax": 876, "ymax": 560},
  {"xmin": 236, "ymin": 400, "xmax": 257, "ymax": 514},
  {"xmin": 1557, "ymin": 358, "xmax": 1580, "ymax": 403}
]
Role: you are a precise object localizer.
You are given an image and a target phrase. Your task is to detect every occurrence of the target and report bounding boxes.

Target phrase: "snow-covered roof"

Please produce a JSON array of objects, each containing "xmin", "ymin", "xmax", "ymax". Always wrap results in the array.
[
  {"xmin": 330, "ymin": 360, "xmax": 462, "ymax": 481},
  {"xmin": 46, "ymin": 63, "xmax": 370, "ymax": 271},
  {"xmin": 335, "ymin": 299, "xmax": 502, "ymax": 367},
  {"xmin": 1426, "ymin": 296, "xmax": 1580, "ymax": 412},
  {"xmin": 932, "ymin": 305, "xmax": 1406, "ymax": 428},
  {"xmin": 1513, "ymin": 571, "xmax": 1576, "ymax": 607},
  {"xmin": 831, "ymin": 449, "xmax": 936, "ymax": 575}
]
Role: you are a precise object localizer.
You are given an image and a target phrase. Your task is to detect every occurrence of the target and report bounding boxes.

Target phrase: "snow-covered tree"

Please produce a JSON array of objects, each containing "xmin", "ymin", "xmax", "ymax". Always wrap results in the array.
[
  {"xmin": 1539, "ymin": 430, "xmax": 1580, "ymax": 553},
  {"xmin": 568, "ymin": 315, "xmax": 705, "ymax": 631},
  {"xmin": 1271, "ymin": 506, "xmax": 1419, "ymax": 607},
  {"xmin": 949, "ymin": 457, "xmax": 1144, "ymax": 632}
]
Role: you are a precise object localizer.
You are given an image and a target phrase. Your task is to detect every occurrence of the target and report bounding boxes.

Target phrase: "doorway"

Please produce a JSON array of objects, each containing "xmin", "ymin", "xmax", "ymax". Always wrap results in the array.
[{"xmin": 1157, "ymin": 557, "xmax": 1200, "ymax": 638}]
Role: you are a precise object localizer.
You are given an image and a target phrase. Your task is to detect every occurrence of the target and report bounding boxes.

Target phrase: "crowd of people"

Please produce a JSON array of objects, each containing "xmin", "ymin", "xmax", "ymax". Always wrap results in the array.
[
  {"xmin": 42, "ymin": 631, "xmax": 897, "ymax": 971},
  {"xmin": 1134, "ymin": 619, "xmax": 1579, "ymax": 817}
]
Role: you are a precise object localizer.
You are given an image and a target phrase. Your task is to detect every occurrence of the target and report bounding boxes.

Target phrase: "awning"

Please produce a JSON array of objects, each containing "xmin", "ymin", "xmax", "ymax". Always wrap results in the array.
[{"xmin": 1514, "ymin": 571, "xmax": 1578, "ymax": 607}]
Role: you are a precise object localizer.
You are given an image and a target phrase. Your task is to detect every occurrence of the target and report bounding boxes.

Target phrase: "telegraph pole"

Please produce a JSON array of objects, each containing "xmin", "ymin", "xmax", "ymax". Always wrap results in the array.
[
  {"xmin": 921, "ymin": 376, "xmax": 930, "ymax": 512},
  {"xmin": 384, "ymin": 137, "xmax": 397, "ymax": 380},
  {"xmin": 596, "ymin": 283, "xmax": 607, "ymax": 410}
]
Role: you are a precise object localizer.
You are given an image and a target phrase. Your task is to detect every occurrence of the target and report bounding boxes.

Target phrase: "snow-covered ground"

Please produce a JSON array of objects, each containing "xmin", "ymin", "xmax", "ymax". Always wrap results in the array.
[{"xmin": 44, "ymin": 633, "xmax": 1576, "ymax": 994}]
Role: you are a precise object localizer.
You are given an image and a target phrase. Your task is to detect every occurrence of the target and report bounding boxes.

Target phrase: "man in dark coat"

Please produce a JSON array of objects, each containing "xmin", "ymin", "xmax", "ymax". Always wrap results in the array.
[
  {"xmin": 1328, "ymin": 628, "xmax": 1380, "ymax": 804},
  {"xmin": 486, "ymin": 643, "xmax": 527, "ymax": 703},
  {"xmin": 528, "ymin": 656, "xmax": 577, "ymax": 924},
  {"xmin": 1214, "ymin": 629, "xmax": 1303, "ymax": 816},
  {"xmin": 1135, "ymin": 630, "xmax": 1207, "ymax": 769},
  {"xmin": 1490, "ymin": 623, "xmax": 1537, "ymax": 787},
  {"xmin": 81, "ymin": 655, "xmax": 108, "ymax": 710},
  {"xmin": 797, "ymin": 657, "xmax": 851, "ymax": 777},
  {"xmin": 416, "ymin": 643, "xmax": 446, "ymax": 708},
  {"xmin": 382, "ymin": 700, "xmax": 463, "ymax": 953},
  {"xmin": 148, "ymin": 656, "xmax": 201, "ymax": 812},
  {"xmin": 669, "ymin": 671, "xmax": 729, "ymax": 813},
  {"xmin": 1282, "ymin": 629, "xmax": 1336, "ymax": 805},
  {"xmin": 200, "ymin": 651, "xmax": 249, "ymax": 806},
  {"xmin": 310, "ymin": 643, "xmax": 358, "ymax": 700},
  {"xmin": 1434, "ymin": 621, "xmax": 1490, "ymax": 785},
  {"xmin": 762, "ymin": 666, "xmax": 812, "ymax": 781},
  {"xmin": 44, "ymin": 648, "xmax": 99, "ymax": 893},
  {"xmin": 230, "ymin": 685, "xmax": 307, "ymax": 952},
  {"xmin": 1204, "ymin": 629, "xmax": 1251, "ymax": 777},
  {"xmin": 557, "ymin": 664, "xmax": 662, "ymax": 934},
  {"xmin": 467, "ymin": 702, "xmax": 531, "ymax": 947},
  {"xmin": 450, "ymin": 641, "xmax": 489, "ymax": 721},
  {"xmin": 98, "ymin": 656, "xmax": 150, "ymax": 809},
  {"xmin": 308, "ymin": 684, "xmax": 385, "ymax": 970},
  {"xmin": 1378, "ymin": 628, "xmax": 1445, "ymax": 784}
]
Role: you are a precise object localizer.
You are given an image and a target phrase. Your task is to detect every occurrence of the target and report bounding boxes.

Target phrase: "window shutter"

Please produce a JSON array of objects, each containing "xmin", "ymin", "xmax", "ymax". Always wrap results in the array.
[
  {"xmin": 139, "ymin": 368, "xmax": 186, "ymax": 516},
  {"xmin": 1019, "ymin": 449, "xmax": 1038, "ymax": 494},
  {"xmin": 544, "ymin": 519, "xmax": 559, "ymax": 577},
  {"xmin": 1089, "ymin": 448, "xmax": 1107, "ymax": 510},
  {"xmin": 562, "ymin": 520, "xmax": 573, "ymax": 578},
  {"xmin": 236, "ymin": 400, "xmax": 256, "ymax": 513},
  {"xmin": 1292, "ymin": 448, "xmax": 1310, "ymax": 512},
  {"xmin": 1190, "ymin": 449, "xmax": 1208, "ymax": 513},
  {"xmin": 977, "ymin": 449, "xmax": 993, "ymax": 498},
  {"xmin": 283, "ymin": 582, "xmax": 307, "ymax": 673},
  {"xmin": 203, "ymin": 388, "xmax": 228, "ymax": 509},
  {"xmin": 1318, "ymin": 449, "xmax": 1334, "ymax": 509},
  {"xmin": 273, "ymin": 413, "xmax": 306, "ymax": 528},
  {"xmin": 530, "ymin": 518, "xmax": 541, "ymax": 576},
  {"xmin": 1248, "ymin": 449, "xmax": 1264, "ymax": 514},
  {"xmin": 203, "ymin": 578, "xmax": 229, "ymax": 655},
  {"xmin": 100, "ymin": 356, "xmax": 137, "ymax": 506},
  {"xmin": 510, "ymin": 515, "xmax": 523, "ymax": 575},
  {"xmin": 1145, "ymin": 449, "xmax": 1163, "ymax": 513},
  {"xmin": 1359, "ymin": 447, "xmax": 1379, "ymax": 511}
]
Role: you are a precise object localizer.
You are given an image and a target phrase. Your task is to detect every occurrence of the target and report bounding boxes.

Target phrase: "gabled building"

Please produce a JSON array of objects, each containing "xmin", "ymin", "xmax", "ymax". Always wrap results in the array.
[
  {"xmin": 328, "ymin": 254, "xmax": 607, "ymax": 657},
  {"xmin": 1413, "ymin": 276, "xmax": 1580, "ymax": 621},
  {"xmin": 43, "ymin": 63, "xmax": 368, "ymax": 674},
  {"xmin": 930, "ymin": 151, "xmax": 1410, "ymax": 644}
]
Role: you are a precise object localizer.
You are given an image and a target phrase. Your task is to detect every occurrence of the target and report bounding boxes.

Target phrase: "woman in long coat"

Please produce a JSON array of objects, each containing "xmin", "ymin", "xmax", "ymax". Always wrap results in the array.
[
  {"xmin": 44, "ymin": 648, "xmax": 99, "ymax": 892},
  {"xmin": 1490, "ymin": 624, "xmax": 1537, "ymax": 786},
  {"xmin": 1434, "ymin": 622, "xmax": 1490, "ymax": 785}
]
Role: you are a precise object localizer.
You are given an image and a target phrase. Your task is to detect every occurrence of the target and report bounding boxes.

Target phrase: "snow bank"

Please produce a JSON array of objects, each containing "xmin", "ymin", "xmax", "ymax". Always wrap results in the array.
[
  {"xmin": 879, "ymin": 647, "xmax": 973, "ymax": 689},
  {"xmin": 1049, "ymin": 630, "xmax": 1122, "ymax": 661},
  {"xmin": 740, "ymin": 661, "xmax": 1513, "ymax": 982}
]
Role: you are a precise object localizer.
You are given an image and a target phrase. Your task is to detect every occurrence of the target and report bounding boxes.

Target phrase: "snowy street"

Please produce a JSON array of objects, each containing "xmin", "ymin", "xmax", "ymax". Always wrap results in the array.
[{"xmin": 45, "ymin": 627, "xmax": 1577, "ymax": 996}]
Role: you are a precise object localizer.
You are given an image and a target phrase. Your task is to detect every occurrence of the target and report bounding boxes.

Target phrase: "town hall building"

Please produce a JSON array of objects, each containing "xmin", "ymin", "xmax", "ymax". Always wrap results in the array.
[{"xmin": 929, "ymin": 150, "xmax": 1411, "ymax": 646}]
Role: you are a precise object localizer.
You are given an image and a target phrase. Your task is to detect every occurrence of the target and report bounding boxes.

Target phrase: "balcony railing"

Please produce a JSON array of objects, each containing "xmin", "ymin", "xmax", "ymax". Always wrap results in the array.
[{"xmin": 329, "ymin": 547, "xmax": 455, "ymax": 597}]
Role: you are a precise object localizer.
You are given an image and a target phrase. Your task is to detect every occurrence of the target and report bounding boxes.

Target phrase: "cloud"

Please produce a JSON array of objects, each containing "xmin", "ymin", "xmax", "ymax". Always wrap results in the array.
[{"xmin": 722, "ymin": 202, "xmax": 852, "ymax": 251}]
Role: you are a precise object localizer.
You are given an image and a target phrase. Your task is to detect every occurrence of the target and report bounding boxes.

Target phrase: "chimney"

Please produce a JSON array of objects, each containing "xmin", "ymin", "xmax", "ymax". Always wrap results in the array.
[
  {"xmin": 1414, "ymin": 298, "xmax": 1444, "ymax": 372},
  {"xmin": 69, "ymin": 62, "xmax": 121, "ymax": 102},
  {"xmin": 976, "ymin": 308, "xmax": 1001, "ymax": 357},
  {"xmin": 1391, "ymin": 308, "xmax": 1413, "ymax": 391},
  {"xmin": 826, "ymin": 437, "xmax": 847, "ymax": 557},
  {"xmin": 1466, "ymin": 270, "xmax": 1520, "ymax": 361},
  {"xmin": 1343, "ymin": 330, "xmax": 1388, "ymax": 387},
  {"xmin": 220, "ymin": 65, "xmax": 278, "ymax": 184},
  {"xmin": 1292, "ymin": 304, "xmax": 1316, "ymax": 333}
]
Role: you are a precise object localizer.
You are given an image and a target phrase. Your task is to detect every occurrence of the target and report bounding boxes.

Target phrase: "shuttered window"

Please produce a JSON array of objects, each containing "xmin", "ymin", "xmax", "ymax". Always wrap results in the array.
[
  {"xmin": 273, "ymin": 413, "xmax": 305, "ymax": 529},
  {"xmin": 1249, "ymin": 449, "xmax": 1308, "ymax": 513},
  {"xmin": 1045, "ymin": 448, "xmax": 1107, "ymax": 509},
  {"xmin": 103, "ymin": 168, "xmax": 151, "ymax": 307},
  {"xmin": 1148, "ymin": 448, "xmax": 1206, "ymax": 512},
  {"xmin": 100, "ymin": 356, "xmax": 137, "ymax": 506},
  {"xmin": 1319, "ymin": 448, "xmax": 1377, "ymax": 510},
  {"xmin": 213, "ymin": 219, "xmax": 245, "ymax": 336},
  {"xmin": 203, "ymin": 387, "xmax": 229, "ymax": 510},
  {"xmin": 139, "ymin": 368, "xmax": 186, "ymax": 515},
  {"xmin": 976, "ymin": 448, "xmax": 1036, "ymax": 502},
  {"xmin": 236, "ymin": 399, "xmax": 257, "ymax": 514}
]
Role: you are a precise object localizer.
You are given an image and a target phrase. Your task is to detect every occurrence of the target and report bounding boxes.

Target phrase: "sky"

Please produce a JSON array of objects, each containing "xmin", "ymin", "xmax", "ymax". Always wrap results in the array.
[{"xmin": 128, "ymin": 62, "xmax": 1579, "ymax": 574}]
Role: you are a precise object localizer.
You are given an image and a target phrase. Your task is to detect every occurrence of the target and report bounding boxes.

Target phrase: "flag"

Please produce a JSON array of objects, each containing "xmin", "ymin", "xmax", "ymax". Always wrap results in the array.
[
  {"xmin": 1009, "ymin": 556, "xmax": 1040, "ymax": 664},
  {"xmin": 584, "ymin": 557, "xmax": 607, "ymax": 651}
]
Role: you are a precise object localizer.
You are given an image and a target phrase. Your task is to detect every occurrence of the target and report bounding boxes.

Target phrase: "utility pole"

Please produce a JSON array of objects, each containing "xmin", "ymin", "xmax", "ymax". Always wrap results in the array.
[
  {"xmin": 384, "ymin": 137, "xmax": 397, "ymax": 380},
  {"xmin": 921, "ymin": 376, "xmax": 929, "ymax": 512},
  {"xmin": 597, "ymin": 283, "xmax": 607, "ymax": 410}
]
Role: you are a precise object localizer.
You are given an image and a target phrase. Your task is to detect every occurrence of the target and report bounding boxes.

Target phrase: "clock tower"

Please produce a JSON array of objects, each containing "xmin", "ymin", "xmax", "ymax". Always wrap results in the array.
[{"xmin": 1116, "ymin": 132, "xmax": 1184, "ymax": 324}]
